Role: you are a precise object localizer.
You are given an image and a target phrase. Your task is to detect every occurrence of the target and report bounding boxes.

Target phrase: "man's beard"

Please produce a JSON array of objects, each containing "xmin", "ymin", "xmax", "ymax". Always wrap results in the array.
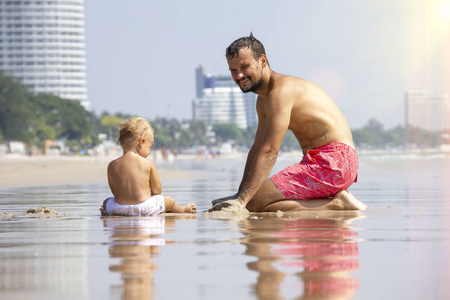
[{"xmin": 238, "ymin": 75, "xmax": 264, "ymax": 93}]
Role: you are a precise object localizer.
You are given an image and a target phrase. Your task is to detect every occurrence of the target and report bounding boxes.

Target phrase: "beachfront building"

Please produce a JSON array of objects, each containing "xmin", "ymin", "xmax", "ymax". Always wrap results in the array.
[
  {"xmin": 0, "ymin": 0, "xmax": 88, "ymax": 108},
  {"xmin": 192, "ymin": 65, "xmax": 257, "ymax": 130},
  {"xmin": 405, "ymin": 91, "xmax": 450, "ymax": 132}
]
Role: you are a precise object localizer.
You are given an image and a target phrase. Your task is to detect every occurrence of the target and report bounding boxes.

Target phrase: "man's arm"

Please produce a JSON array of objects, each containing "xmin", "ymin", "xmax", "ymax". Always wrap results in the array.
[{"xmin": 237, "ymin": 93, "xmax": 291, "ymax": 207}]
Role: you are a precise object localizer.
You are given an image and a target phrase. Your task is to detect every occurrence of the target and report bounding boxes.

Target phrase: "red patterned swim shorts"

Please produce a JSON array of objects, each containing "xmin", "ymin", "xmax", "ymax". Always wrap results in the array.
[{"xmin": 270, "ymin": 142, "xmax": 358, "ymax": 200}]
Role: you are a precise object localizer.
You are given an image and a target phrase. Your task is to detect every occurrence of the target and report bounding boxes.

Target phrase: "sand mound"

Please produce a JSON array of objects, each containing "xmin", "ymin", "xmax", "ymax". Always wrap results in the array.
[
  {"xmin": 0, "ymin": 212, "xmax": 13, "ymax": 219},
  {"xmin": 24, "ymin": 207, "xmax": 66, "ymax": 218},
  {"xmin": 208, "ymin": 200, "xmax": 249, "ymax": 213}
]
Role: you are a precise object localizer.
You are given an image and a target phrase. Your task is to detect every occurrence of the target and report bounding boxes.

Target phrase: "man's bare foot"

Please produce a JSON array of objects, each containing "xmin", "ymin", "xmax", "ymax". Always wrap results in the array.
[
  {"xmin": 333, "ymin": 190, "xmax": 370, "ymax": 210},
  {"xmin": 184, "ymin": 203, "xmax": 197, "ymax": 213},
  {"xmin": 99, "ymin": 198, "xmax": 110, "ymax": 216},
  {"xmin": 99, "ymin": 206, "xmax": 107, "ymax": 216}
]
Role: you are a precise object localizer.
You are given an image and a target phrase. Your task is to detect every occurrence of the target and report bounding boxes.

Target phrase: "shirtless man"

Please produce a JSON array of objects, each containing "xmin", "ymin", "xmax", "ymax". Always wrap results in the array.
[{"xmin": 210, "ymin": 33, "xmax": 368, "ymax": 212}]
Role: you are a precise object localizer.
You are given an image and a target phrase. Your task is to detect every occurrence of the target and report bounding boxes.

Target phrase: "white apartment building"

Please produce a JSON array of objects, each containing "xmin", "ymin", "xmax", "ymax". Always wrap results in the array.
[
  {"xmin": 405, "ymin": 91, "xmax": 450, "ymax": 132},
  {"xmin": 192, "ymin": 65, "xmax": 257, "ymax": 130},
  {"xmin": 0, "ymin": 0, "xmax": 88, "ymax": 108}
]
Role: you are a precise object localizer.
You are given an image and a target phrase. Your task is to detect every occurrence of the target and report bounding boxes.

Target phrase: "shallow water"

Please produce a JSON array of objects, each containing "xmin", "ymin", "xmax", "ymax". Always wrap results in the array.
[{"xmin": 1, "ymin": 153, "xmax": 450, "ymax": 300}]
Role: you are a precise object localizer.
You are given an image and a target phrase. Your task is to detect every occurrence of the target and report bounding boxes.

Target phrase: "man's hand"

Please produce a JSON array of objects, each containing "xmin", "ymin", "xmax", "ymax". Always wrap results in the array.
[
  {"xmin": 208, "ymin": 199, "xmax": 248, "ymax": 213},
  {"xmin": 211, "ymin": 193, "xmax": 238, "ymax": 206}
]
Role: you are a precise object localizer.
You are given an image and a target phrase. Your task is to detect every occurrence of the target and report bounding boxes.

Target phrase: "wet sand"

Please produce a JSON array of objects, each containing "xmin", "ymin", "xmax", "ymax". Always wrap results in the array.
[{"xmin": 0, "ymin": 154, "xmax": 449, "ymax": 300}]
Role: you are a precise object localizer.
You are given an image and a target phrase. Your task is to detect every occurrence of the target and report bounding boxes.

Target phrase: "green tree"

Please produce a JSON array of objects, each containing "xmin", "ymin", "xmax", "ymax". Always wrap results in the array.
[
  {"xmin": 241, "ymin": 126, "xmax": 257, "ymax": 148},
  {"xmin": 363, "ymin": 118, "xmax": 386, "ymax": 147},
  {"xmin": 406, "ymin": 125, "xmax": 441, "ymax": 147},
  {"xmin": 0, "ymin": 72, "xmax": 98, "ymax": 149},
  {"xmin": 177, "ymin": 130, "xmax": 192, "ymax": 148},
  {"xmin": 152, "ymin": 118, "xmax": 180, "ymax": 149},
  {"xmin": 213, "ymin": 123, "xmax": 243, "ymax": 144},
  {"xmin": 352, "ymin": 118, "xmax": 386, "ymax": 148},
  {"xmin": 0, "ymin": 72, "xmax": 35, "ymax": 142},
  {"xmin": 35, "ymin": 124, "xmax": 56, "ymax": 142},
  {"xmin": 187, "ymin": 119, "xmax": 209, "ymax": 146},
  {"xmin": 385, "ymin": 125, "xmax": 406, "ymax": 147},
  {"xmin": 32, "ymin": 94, "xmax": 94, "ymax": 141},
  {"xmin": 281, "ymin": 131, "xmax": 299, "ymax": 151},
  {"xmin": 352, "ymin": 118, "xmax": 444, "ymax": 149},
  {"xmin": 100, "ymin": 114, "xmax": 124, "ymax": 141}
]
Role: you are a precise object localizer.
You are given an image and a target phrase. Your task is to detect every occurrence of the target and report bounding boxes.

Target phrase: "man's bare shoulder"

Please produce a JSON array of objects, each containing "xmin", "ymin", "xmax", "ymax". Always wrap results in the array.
[
  {"xmin": 270, "ymin": 73, "xmax": 354, "ymax": 152},
  {"xmin": 269, "ymin": 72, "xmax": 311, "ymax": 98}
]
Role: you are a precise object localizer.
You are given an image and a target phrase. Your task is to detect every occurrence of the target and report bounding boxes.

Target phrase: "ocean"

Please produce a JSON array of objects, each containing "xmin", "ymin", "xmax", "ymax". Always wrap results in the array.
[{"xmin": 1, "ymin": 153, "xmax": 449, "ymax": 300}]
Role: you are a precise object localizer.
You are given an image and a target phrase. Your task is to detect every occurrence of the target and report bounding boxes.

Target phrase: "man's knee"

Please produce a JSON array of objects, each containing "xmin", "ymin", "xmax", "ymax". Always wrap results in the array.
[
  {"xmin": 246, "ymin": 199, "xmax": 263, "ymax": 212},
  {"xmin": 246, "ymin": 179, "xmax": 284, "ymax": 212}
]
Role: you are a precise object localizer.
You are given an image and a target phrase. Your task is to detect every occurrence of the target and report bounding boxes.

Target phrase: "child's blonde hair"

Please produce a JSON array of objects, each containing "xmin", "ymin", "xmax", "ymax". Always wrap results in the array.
[{"xmin": 118, "ymin": 117, "xmax": 154, "ymax": 148}]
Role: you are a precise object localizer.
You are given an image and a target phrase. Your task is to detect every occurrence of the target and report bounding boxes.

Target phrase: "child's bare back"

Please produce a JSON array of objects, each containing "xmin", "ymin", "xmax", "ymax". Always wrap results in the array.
[
  {"xmin": 100, "ymin": 117, "xmax": 196, "ymax": 216},
  {"xmin": 108, "ymin": 152, "xmax": 158, "ymax": 206}
]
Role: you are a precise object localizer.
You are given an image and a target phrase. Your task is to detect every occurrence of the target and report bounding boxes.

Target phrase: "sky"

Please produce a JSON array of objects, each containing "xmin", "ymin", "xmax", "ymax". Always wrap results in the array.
[{"xmin": 84, "ymin": 0, "xmax": 450, "ymax": 129}]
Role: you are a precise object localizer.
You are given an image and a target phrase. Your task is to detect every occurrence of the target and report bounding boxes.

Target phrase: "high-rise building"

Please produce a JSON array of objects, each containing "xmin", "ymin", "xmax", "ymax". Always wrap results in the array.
[
  {"xmin": 405, "ymin": 91, "xmax": 450, "ymax": 132},
  {"xmin": 0, "ymin": 0, "xmax": 88, "ymax": 108},
  {"xmin": 192, "ymin": 65, "xmax": 256, "ymax": 130}
]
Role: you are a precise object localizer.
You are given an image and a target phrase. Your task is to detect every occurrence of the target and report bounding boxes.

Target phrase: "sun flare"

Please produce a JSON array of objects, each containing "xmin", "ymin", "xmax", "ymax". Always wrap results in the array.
[{"xmin": 441, "ymin": 2, "xmax": 450, "ymax": 19}]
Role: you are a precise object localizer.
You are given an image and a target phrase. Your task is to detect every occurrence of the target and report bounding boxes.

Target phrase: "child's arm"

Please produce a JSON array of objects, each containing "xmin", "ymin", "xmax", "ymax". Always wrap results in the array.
[
  {"xmin": 149, "ymin": 160, "xmax": 162, "ymax": 195},
  {"xmin": 107, "ymin": 162, "xmax": 116, "ymax": 196}
]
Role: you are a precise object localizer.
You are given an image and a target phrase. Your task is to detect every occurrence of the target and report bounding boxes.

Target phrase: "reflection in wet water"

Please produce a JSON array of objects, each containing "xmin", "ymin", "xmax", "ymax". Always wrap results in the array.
[
  {"xmin": 102, "ymin": 215, "xmax": 197, "ymax": 300},
  {"xmin": 237, "ymin": 212, "xmax": 362, "ymax": 300},
  {"xmin": 0, "ymin": 155, "xmax": 449, "ymax": 299},
  {"xmin": 103, "ymin": 217, "xmax": 165, "ymax": 299},
  {"xmin": 99, "ymin": 211, "xmax": 362, "ymax": 300}
]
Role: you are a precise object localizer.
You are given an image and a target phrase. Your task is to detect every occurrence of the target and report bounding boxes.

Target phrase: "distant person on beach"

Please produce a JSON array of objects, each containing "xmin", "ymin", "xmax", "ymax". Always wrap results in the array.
[
  {"xmin": 100, "ymin": 117, "xmax": 196, "ymax": 216},
  {"xmin": 210, "ymin": 33, "xmax": 369, "ymax": 212}
]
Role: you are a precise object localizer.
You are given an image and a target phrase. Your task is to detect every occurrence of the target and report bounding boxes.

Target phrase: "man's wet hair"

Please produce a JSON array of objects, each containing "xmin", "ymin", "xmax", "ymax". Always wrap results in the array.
[{"xmin": 226, "ymin": 32, "xmax": 268, "ymax": 63}]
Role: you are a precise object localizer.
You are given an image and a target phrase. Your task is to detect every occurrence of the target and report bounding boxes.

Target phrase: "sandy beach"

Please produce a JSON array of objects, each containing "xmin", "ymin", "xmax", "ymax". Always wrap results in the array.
[
  {"xmin": 0, "ymin": 154, "xmax": 193, "ymax": 189},
  {"xmin": 1, "ymin": 153, "xmax": 449, "ymax": 299}
]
